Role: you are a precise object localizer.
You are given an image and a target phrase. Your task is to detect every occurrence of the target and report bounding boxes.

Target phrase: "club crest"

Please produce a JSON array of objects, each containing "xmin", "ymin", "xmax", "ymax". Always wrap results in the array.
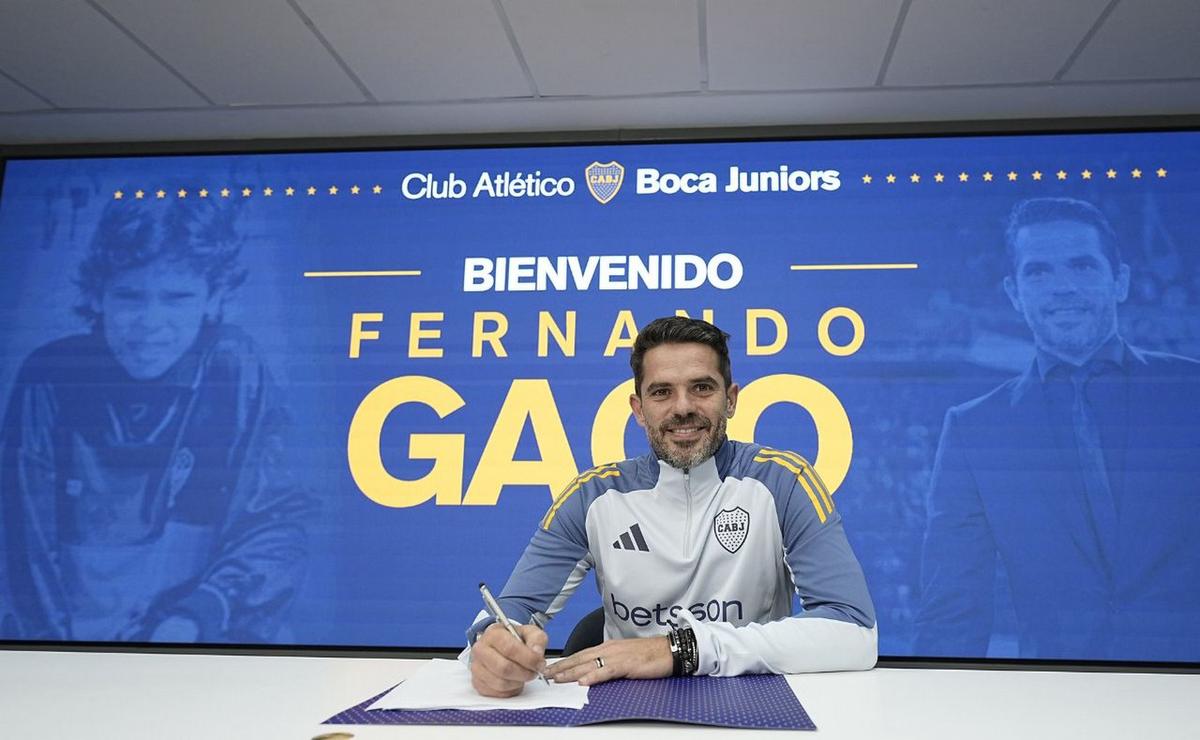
[
  {"xmin": 585, "ymin": 161, "xmax": 625, "ymax": 204},
  {"xmin": 713, "ymin": 507, "xmax": 749, "ymax": 553}
]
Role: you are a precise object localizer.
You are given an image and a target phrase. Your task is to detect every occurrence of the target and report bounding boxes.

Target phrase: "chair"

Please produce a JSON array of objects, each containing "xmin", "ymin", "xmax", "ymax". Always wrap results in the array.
[{"xmin": 561, "ymin": 607, "xmax": 605, "ymax": 656}]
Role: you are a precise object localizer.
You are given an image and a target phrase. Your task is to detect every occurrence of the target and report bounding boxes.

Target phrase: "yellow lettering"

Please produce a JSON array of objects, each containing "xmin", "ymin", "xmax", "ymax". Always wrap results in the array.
[
  {"xmin": 472, "ymin": 311, "xmax": 509, "ymax": 358},
  {"xmin": 538, "ymin": 311, "xmax": 576, "ymax": 358},
  {"xmin": 604, "ymin": 310, "xmax": 638, "ymax": 357},
  {"xmin": 728, "ymin": 374, "xmax": 852, "ymax": 494},
  {"xmin": 409, "ymin": 312, "xmax": 444, "ymax": 358},
  {"xmin": 348, "ymin": 312, "xmax": 383, "ymax": 359},
  {"xmin": 347, "ymin": 376, "xmax": 465, "ymax": 507},
  {"xmin": 817, "ymin": 307, "xmax": 865, "ymax": 357},
  {"xmin": 463, "ymin": 379, "xmax": 578, "ymax": 505},
  {"xmin": 746, "ymin": 308, "xmax": 788, "ymax": 356},
  {"xmin": 591, "ymin": 379, "xmax": 636, "ymax": 466}
]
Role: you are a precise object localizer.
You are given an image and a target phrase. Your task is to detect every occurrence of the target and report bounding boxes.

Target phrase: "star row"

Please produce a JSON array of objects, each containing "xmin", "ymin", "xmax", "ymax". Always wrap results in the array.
[
  {"xmin": 112, "ymin": 184, "xmax": 386, "ymax": 199},
  {"xmin": 861, "ymin": 167, "xmax": 1168, "ymax": 184}
]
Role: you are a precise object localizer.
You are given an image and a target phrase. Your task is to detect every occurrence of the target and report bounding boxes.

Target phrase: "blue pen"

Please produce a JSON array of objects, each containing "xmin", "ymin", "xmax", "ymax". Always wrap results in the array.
[{"xmin": 479, "ymin": 582, "xmax": 549, "ymax": 684}]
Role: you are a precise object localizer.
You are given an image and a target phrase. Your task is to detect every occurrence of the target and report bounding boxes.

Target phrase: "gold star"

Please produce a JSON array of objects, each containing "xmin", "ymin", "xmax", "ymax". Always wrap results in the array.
[
  {"xmin": 199, "ymin": 188, "xmax": 209, "ymax": 198},
  {"xmin": 329, "ymin": 185, "xmax": 338, "ymax": 195},
  {"xmin": 1131, "ymin": 168, "xmax": 1142, "ymax": 179},
  {"xmin": 264, "ymin": 187, "xmax": 274, "ymax": 197},
  {"xmin": 177, "ymin": 189, "xmax": 187, "ymax": 198},
  {"xmin": 1157, "ymin": 168, "xmax": 1167, "ymax": 178},
  {"xmin": 885, "ymin": 173, "xmax": 896, "ymax": 184},
  {"xmin": 220, "ymin": 188, "xmax": 231, "ymax": 198},
  {"xmin": 910, "ymin": 173, "xmax": 920, "ymax": 183},
  {"xmin": 113, "ymin": 190, "xmax": 124, "ymax": 199},
  {"xmin": 862, "ymin": 174, "xmax": 873, "ymax": 184},
  {"xmin": 135, "ymin": 190, "xmax": 145, "ymax": 199},
  {"xmin": 1056, "ymin": 170, "xmax": 1067, "ymax": 180},
  {"xmin": 958, "ymin": 172, "xmax": 969, "ymax": 182},
  {"xmin": 1007, "ymin": 171, "xmax": 1018, "ymax": 181},
  {"xmin": 982, "ymin": 172, "xmax": 994, "ymax": 182},
  {"xmin": 351, "ymin": 185, "xmax": 361, "ymax": 195},
  {"xmin": 156, "ymin": 189, "xmax": 166, "ymax": 199},
  {"xmin": 307, "ymin": 186, "xmax": 317, "ymax": 196},
  {"xmin": 1082, "ymin": 169, "xmax": 1093, "ymax": 180},
  {"xmin": 1106, "ymin": 169, "xmax": 1117, "ymax": 179},
  {"xmin": 1032, "ymin": 171, "xmax": 1043, "ymax": 181},
  {"xmin": 372, "ymin": 184, "xmax": 382, "ymax": 194},
  {"xmin": 285, "ymin": 187, "xmax": 295, "ymax": 196},
  {"xmin": 934, "ymin": 172, "xmax": 945, "ymax": 183},
  {"xmin": 239, "ymin": 187, "xmax": 250, "ymax": 197}
]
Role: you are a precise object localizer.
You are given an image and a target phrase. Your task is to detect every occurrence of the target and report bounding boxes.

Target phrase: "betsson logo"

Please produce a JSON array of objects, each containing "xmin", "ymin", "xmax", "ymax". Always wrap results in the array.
[{"xmin": 463, "ymin": 253, "xmax": 743, "ymax": 292}]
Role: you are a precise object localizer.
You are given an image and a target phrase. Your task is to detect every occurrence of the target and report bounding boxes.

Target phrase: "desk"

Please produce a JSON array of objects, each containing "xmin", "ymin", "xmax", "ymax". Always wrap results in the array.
[{"xmin": 1, "ymin": 650, "xmax": 1195, "ymax": 739}]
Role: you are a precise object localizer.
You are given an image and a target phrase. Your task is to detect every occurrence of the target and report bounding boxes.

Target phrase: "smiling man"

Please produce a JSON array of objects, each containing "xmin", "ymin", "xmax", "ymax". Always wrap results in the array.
[
  {"xmin": 915, "ymin": 197, "xmax": 1200, "ymax": 662},
  {"xmin": 0, "ymin": 198, "xmax": 315, "ymax": 644},
  {"xmin": 466, "ymin": 316, "xmax": 876, "ymax": 698}
]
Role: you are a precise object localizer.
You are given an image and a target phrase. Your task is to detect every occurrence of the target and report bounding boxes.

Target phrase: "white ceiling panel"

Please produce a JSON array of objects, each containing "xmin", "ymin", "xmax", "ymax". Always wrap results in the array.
[
  {"xmin": 503, "ymin": 0, "xmax": 700, "ymax": 96},
  {"xmin": 707, "ymin": 0, "xmax": 904, "ymax": 90},
  {"xmin": 0, "ymin": 0, "xmax": 205, "ymax": 108},
  {"xmin": 98, "ymin": 0, "xmax": 365, "ymax": 105},
  {"xmin": 296, "ymin": 0, "xmax": 531, "ymax": 101},
  {"xmin": 885, "ymin": 0, "xmax": 1110, "ymax": 85},
  {"xmin": 1065, "ymin": 0, "xmax": 1200, "ymax": 81},
  {"xmin": 0, "ymin": 74, "xmax": 51, "ymax": 113},
  {"xmin": 4, "ymin": 79, "xmax": 1199, "ymax": 146}
]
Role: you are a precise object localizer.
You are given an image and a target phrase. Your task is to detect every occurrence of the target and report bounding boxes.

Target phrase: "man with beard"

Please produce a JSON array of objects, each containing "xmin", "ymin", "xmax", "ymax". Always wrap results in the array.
[
  {"xmin": 915, "ymin": 197, "xmax": 1200, "ymax": 661},
  {"xmin": 466, "ymin": 316, "xmax": 876, "ymax": 698}
]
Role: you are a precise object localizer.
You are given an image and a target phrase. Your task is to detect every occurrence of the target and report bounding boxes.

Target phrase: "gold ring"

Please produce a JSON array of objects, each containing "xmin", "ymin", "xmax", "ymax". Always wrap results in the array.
[{"xmin": 595, "ymin": 656, "xmax": 604, "ymax": 669}]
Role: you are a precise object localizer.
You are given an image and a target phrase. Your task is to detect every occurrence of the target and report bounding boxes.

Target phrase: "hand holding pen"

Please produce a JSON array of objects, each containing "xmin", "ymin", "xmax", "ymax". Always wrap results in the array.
[{"xmin": 470, "ymin": 582, "xmax": 550, "ymax": 697}]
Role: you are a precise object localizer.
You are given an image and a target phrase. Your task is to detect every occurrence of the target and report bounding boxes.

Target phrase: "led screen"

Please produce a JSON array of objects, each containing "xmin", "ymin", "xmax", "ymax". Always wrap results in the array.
[{"xmin": 1, "ymin": 130, "xmax": 1197, "ymax": 664}]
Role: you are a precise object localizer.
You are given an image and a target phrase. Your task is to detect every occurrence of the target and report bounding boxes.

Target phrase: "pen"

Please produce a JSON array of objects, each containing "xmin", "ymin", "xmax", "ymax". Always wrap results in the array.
[{"xmin": 479, "ymin": 582, "xmax": 549, "ymax": 684}]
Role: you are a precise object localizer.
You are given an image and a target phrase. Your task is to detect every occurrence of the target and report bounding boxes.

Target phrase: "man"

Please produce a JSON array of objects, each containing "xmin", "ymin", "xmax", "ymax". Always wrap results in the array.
[
  {"xmin": 916, "ymin": 197, "xmax": 1200, "ymax": 661},
  {"xmin": 467, "ymin": 316, "xmax": 876, "ymax": 697},
  {"xmin": 0, "ymin": 198, "xmax": 315, "ymax": 643}
]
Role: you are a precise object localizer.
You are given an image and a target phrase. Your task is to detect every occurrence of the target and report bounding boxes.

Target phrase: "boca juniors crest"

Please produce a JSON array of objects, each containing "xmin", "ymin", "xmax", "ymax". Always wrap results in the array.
[
  {"xmin": 585, "ymin": 161, "xmax": 625, "ymax": 204},
  {"xmin": 713, "ymin": 507, "xmax": 750, "ymax": 553}
]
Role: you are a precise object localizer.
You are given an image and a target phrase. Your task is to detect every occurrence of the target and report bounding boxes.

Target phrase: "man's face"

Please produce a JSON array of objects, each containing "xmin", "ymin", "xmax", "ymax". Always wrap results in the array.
[
  {"xmin": 100, "ymin": 259, "xmax": 216, "ymax": 380},
  {"xmin": 630, "ymin": 342, "xmax": 738, "ymax": 470},
  {"xmin": 1004, "ymin": 219, "xmax": 1130, "ymax": 364}
]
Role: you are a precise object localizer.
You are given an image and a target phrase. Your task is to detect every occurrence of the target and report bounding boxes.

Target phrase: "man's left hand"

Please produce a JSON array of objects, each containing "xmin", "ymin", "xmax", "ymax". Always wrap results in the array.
[{"xmin": 544, "ymin": 636, "xmax": 673, "ymax": 686}]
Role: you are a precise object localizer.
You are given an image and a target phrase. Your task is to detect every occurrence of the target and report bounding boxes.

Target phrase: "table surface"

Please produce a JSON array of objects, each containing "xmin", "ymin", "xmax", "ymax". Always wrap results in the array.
[{"xmin": 1, "ymin": 649, "xmax": 1195, "ymax": 740}]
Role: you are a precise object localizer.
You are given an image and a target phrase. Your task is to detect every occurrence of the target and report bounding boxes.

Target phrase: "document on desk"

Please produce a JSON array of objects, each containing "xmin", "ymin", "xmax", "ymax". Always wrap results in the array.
[{"xmin": 367, "ymin": 658, "xmax": 589, "ymax": 711}]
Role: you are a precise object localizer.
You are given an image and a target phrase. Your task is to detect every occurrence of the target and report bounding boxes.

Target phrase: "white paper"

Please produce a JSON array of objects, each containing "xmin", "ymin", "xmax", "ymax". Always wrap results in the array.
[{"xmin": 368, "ymin": 658, "xmax": 589, "ymax": 712}]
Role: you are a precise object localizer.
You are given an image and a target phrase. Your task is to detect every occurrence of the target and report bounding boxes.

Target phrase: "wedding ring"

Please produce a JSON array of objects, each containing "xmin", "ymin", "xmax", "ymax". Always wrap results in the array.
[{"xmin": 595, "ymin": 656, "xmax": 605, "ymax": 669}]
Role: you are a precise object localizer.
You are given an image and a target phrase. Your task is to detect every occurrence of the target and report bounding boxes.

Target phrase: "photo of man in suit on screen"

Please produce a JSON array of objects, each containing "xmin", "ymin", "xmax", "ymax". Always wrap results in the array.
[
  {"xmin": 915, "ymin": 197, "xmax": 1200, "ymax": 662},
  {"xmin": 0, "ymin": 197, "xmax": 315, "ymax": 644}
]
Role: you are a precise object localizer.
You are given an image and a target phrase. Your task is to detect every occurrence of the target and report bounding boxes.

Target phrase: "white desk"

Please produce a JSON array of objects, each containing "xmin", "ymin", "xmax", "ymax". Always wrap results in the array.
[{"xmin": 1, "ymin": 650, "xmax": 1195, "ymax": 739}]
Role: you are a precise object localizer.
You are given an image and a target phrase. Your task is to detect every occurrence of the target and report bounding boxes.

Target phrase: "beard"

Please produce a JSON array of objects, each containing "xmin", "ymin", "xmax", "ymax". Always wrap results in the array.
[{"xmin": 645, "ymin": 411, "xmax": 727, "ymax": 471}]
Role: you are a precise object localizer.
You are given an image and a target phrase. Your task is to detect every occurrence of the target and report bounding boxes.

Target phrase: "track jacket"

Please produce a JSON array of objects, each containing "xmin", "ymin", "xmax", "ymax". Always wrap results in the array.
[{"xmin": 466, "ymin": 439, "xmax": 877, "ymax": 675}]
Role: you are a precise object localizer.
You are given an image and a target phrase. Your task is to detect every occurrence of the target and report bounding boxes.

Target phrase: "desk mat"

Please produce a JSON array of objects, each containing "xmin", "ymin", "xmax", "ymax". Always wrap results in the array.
[{"xmin": 323, "ymin": 673, "xmax": 815, "ymax": 730}]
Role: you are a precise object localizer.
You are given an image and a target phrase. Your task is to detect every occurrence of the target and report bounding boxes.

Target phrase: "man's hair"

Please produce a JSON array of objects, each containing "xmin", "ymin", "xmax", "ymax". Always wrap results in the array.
[
  {"xmin": 1004, "ymin": 197, "xmax": 1121, "ymax": 273},
  {"xmin": 630, "ymin": 316, "xmax": 732, "ymax": 396},
  {"xmin": 75, "ymin": 198, "xmax": 247, "ymax": 324}
]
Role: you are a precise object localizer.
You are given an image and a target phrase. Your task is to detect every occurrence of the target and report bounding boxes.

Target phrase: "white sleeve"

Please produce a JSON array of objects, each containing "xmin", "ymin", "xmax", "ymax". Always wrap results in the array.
[{"xmin": 682, "ymin": 610, "xmax": 878, "ymax": 675}]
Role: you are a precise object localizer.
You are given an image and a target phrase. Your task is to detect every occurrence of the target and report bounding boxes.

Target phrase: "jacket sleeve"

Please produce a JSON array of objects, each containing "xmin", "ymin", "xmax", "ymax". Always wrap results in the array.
[
  {"xmin": 463, "ymin": 470, "xmax": 597, "ymax": 649},
  {"xmin": 912, "ymin": 407, "xmax": 996, "ymax": 656},
  {"xmin": 143, "ymin": 344, "xmax": 318, "ymax": 643},
  {"xmin": 688, "ymin": 457, "xmax": 878, "ymax": 675}
]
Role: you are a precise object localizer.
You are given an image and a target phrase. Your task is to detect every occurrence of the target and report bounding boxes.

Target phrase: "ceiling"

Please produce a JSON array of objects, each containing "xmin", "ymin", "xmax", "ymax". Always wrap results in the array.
[{"xmin": 1, "ymin": 0, "xmax": 1199, "ymax": 152}]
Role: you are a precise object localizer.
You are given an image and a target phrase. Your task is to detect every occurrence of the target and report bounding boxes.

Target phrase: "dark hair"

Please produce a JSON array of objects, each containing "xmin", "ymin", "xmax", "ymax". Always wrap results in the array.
[
  {"xmin": 1005, "ymin": 197, "xmax": 1121, "ymax": 273},
  {"xmin": 75, "ymin": 198, "xmax": 247, "ymax": 325},
  {"xmin": 630, "ymin": 316, "xmax": 732, "ymax": 396}
]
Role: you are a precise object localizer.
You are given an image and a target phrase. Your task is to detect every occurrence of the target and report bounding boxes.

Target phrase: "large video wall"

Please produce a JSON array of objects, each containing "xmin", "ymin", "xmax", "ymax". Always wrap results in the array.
[{"xmin": 1, "ymin": 129, "xmax": 1197, "ymax": 664}]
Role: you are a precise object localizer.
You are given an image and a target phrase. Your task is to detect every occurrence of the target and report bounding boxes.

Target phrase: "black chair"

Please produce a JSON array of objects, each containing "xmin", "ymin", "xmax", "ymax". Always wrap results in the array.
[{"xmin": 561, "ymin": 607, "xmax": 605, "ymax": 656}]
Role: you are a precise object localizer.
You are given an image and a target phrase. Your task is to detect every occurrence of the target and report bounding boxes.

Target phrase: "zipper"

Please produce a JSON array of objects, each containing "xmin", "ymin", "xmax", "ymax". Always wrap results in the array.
[{"xmin": 683, "ymin": 470, "xmax": 691, "ymax": 556}]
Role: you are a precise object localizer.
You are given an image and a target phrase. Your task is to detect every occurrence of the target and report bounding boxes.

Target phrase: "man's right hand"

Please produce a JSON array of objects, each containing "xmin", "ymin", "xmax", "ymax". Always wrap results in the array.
[{"xmin": 469, "ymin": 622, "xmax": 548, "ymax": 697}]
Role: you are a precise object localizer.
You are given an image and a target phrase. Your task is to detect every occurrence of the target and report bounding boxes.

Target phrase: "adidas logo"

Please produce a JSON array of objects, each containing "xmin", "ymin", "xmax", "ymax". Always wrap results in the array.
[{"xmin": 612, "ymin": 523, "xmax": 650, "ymax": 552}]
